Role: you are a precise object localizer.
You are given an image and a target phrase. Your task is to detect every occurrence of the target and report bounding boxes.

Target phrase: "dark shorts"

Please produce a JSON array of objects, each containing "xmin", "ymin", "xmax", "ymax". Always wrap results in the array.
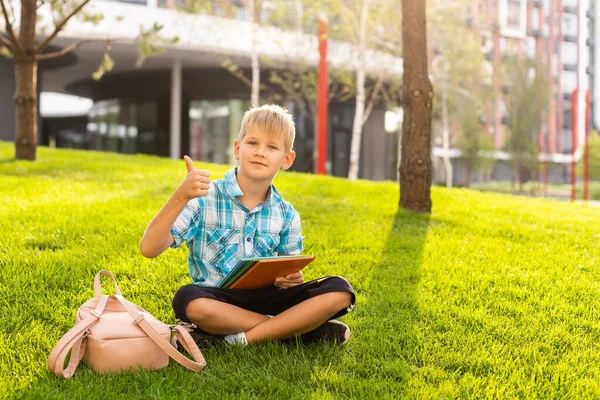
[{"xmin": 172, "ymin": 275, "xmax": 355, "ymax": 323}]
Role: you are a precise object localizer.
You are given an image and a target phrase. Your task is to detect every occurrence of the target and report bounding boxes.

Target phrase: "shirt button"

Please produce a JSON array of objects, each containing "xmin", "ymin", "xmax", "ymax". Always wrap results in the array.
[{"xmin": 246, "ymin": 237, "xmax": 251, "ymax": 242}]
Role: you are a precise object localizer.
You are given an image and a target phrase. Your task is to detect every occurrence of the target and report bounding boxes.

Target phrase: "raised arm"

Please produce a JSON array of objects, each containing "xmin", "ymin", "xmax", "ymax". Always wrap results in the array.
[{"xmin": 140, "ymin": 156, "xmax": 210, "ymax": 258}]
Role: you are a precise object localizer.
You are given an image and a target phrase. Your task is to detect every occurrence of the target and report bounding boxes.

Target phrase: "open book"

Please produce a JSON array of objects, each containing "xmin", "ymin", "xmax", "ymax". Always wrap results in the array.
[{"xmin": 218, "ymin": 255, "xmax": 316, "ymax": 290}]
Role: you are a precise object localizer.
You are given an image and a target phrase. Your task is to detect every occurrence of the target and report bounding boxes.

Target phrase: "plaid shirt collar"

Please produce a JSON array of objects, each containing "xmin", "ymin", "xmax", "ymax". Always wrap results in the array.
[{"xmin": 223, "ymin": 168, "xmax": 282, "ymax": 208}]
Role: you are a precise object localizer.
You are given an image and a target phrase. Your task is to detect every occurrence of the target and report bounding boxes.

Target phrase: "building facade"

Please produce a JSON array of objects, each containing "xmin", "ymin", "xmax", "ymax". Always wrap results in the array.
[
  {"xmin": 0, "ymin": 0, "xmax": 403, "ymax": 181},
  {"xmin": 432, "ymin": 0, "xmax": 597, "ymax": 186}
]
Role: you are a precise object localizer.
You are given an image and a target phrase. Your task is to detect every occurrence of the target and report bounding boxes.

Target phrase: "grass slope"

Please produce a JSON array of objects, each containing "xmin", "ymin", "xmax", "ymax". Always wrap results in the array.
[{"xmin": 2, "ymin": 142, "xmax": 600, "ymax": 399}]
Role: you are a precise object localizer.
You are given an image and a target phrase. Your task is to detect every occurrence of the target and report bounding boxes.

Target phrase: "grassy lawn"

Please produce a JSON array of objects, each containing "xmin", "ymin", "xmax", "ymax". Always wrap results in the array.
[{"xmin": 2, "ymin": 141, "xmax": 600, "ymax": 399}]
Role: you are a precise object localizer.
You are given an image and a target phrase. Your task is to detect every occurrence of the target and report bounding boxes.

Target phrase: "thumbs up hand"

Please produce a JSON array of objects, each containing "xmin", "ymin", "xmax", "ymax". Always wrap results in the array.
[{"xmin": 177, "ymin": 155, "xmax": 211, "ymax": 201}]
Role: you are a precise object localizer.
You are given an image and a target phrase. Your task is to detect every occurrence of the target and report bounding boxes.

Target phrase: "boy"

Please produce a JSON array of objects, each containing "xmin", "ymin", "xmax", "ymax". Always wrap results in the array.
[{"xmin": 140, "ymin": 104, "xmax": 355, "ymax": 347}]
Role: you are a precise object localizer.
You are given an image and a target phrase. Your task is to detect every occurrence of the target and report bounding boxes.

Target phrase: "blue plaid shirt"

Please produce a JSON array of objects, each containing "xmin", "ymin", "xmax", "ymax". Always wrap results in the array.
[{"xmin": 171, "ymin": 168, "xmax": 304, "ymax": 286}]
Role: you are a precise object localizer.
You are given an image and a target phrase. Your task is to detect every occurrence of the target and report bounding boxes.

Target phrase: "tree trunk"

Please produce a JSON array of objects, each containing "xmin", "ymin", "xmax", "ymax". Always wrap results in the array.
[
  {"xmin": 15, "ymin": 0, "xmax": 38, "ymax": 160},
  {"xmin": 348, "ymin": 0, "xmax": 370, "ymax": 181},
  {"xmin": 14, "ymin": 59, "xmax": 38, "ymax": 160},
  {"xmin": 399, "ymin": 0, "xmax": 433, "ymax": 212},
  {"xmin": 464, "ymin": 164, "xmax": 472, "ymax": 187},
  {"xmin": 518, "ymin": 162, "xmax": 524, "ymax": 193},
  {"xmin": 348, "ymin": 67, "xmax": 365, "ymax": 180}
]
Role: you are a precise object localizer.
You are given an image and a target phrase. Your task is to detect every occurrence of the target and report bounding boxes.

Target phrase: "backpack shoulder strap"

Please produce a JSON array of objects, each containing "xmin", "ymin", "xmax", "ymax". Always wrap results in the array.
[
  {"xmin": 47, "ymin": 295, "xmax": 109, "ymax": 378},
  {"xmin": 113, "ymin": 295, "xmax": 206, "ymax": 371}
]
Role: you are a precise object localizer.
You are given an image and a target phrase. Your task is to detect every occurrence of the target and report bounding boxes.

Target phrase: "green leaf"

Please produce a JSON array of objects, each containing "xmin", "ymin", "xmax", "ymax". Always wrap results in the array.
[
  {"xmin": 102, "ymin": 53, "xmax": 114, "ymax": 72},
  {"xmin": 92, "ymin": 67, "xmax": 105, "ymax": 81}
]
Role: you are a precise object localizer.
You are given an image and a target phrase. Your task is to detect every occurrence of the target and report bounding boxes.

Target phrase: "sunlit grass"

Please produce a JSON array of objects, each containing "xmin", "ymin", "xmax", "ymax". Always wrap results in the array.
[{"xmin": 2, "ymin": 141, "xmax": 600, "ymax": 399}]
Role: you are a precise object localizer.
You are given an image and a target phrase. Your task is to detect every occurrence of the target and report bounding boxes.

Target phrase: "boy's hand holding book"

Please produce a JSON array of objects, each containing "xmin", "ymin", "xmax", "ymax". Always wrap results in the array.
[
  {"xmin": 177, "ymin": 155, "xmax": 211, "ymax": 201},
  {"xmin": 274, "ymin": 271, "xmax": 304, "ymax": 289}
]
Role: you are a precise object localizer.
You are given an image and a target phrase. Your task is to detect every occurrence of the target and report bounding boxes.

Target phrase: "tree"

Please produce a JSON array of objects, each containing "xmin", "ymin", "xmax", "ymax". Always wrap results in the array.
[
  {"xmin": 578, "ymin": 130, "xmax": 600, "ymax": 179},
  {"xmin": 505, "ymin": 60, "xmax": 548, "ymax": 192},
  {"xmin": 265, "ymin": 0, "xmax": 355, "ymax": 122},
  {"xmin": 0, "ymin": 0, "xmax": 172, "ymax": 160},
  {"xmin": 428, "ymin": 0, "xmax": 496, "ymax": 189},
  {"xmin": 185, "ymin": 0, "xmax": 263, "ymax": 107},
  {"xmin": 339, "ymin": 0, "xmax": 397, "ymax": 180},
  {"xmin": 266, "ymin": 0, "xmax": 400, "ymax": 178},
  {"xmin": 399, "ymin": 0, "xmax": 433, "ymax": 212},
  {"xmin": 455, "ymin": 102, "xmax": 495, "ymax": 186},
  {"xmin": 268, "ymin": 66, "xmax": 353, "ymax": 126}
]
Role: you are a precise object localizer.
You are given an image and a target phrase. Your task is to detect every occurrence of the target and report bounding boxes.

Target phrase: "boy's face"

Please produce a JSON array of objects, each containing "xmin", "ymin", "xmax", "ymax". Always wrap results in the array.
[{"xmin": 234, "ymin": 123, "xmax": 295, "ymax": 183}]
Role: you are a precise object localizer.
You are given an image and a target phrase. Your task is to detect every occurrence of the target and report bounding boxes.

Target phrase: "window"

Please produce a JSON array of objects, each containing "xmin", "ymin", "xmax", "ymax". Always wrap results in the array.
[
  {"xmin": 481, "ymin": 31, "xmax": 493, "ymax": 54},
  {"xmin": 552, "ymin": 54, "xmax": 559, "ymax": 76},
  {"xmin": 88, "ymin": 99, "xmax": 161, "ymax": 156},
  {"xmin": 561, "ymin": 71, "xmax": 577, "ymax": 92},
  {"xmin": 563, "ymin": 14, "xmax": 577, "ymax": 36},
  {"xmin": 527, "ymin": 37, "xmax": 536, "ymax": 59},
  {"xmin": 531, "ymin": 8, "xmax": 540, "ymax": 31},
  {"xmin": 506, "ymin": 0, "xmax": 523, "ymax": 30},
  {"xmin": 500, "ymin": 0, "xmax": 526, "ymax": 37},
  {"xmin": 561, "ymin": 42, "xmax": 577, "ymax": 65},
  {"xmin": 189, "ymin": 99, "xmax": 250, "ymax": 165}
]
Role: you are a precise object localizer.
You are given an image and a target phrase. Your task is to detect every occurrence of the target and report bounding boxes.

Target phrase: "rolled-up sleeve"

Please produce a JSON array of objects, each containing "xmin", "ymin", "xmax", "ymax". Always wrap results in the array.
[
  {"xmin": 277, "ymin": 210, "xmax": 304, "ymax": 255},
  {"xmin": 170, "ymin": 198, "xmax": 203, "ymax": 248}
]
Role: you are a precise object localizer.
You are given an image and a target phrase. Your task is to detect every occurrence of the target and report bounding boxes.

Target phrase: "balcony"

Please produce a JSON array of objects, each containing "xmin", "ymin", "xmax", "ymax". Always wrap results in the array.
[
  {"xmin": 587, "ymin": 9, "xmax": 595, "ymax": 19},
  {"xmin": 587, "ymin": 66, "xmax": 594, "ymax": 76},
  {"xmin": 587, "ymin": 37, "xmax": 594, "ymax": 47},
  {"xmin": 528, "ymin": 29, "xmax": 543, "ymax": 39}
]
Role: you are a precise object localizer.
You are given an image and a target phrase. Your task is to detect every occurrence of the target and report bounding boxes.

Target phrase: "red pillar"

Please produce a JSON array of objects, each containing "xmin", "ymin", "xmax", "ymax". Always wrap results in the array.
[
  {"xmin": 571, "ymin": 89, "xmax": 578, "ymax": 202},
  {"xmin": 316, "ymin": 17, "xmax": 329, "ymax": 175},
  {"xmin": 584, "ymin": 90, "xmax": 590, "ymax": 201}
]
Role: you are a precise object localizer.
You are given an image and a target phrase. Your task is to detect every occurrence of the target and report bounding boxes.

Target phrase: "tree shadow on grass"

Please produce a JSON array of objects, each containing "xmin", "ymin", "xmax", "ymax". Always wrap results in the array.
[
  {"xmin": 344, "ymin": 208, "xmax": 431, "ymax": 397},
  {"xmin": 296, "ymin": 208, "xmax": 431, "ymax": 398}
]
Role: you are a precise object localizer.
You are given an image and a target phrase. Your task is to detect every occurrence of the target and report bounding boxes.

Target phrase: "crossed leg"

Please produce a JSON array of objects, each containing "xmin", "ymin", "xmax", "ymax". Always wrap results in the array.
[{"xmin": 185, "ymin": 291, "xmax": 352, "ymax": 344}]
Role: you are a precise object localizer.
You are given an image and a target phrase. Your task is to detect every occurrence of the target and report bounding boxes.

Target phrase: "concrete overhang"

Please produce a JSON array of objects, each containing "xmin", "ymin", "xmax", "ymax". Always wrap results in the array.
[{"xmin": 37, "ymin": 1, "xmax": 403, "ymax": 95}]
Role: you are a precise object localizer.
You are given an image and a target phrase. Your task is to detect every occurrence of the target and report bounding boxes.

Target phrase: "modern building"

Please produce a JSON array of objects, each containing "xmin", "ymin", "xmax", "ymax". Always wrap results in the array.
[
  {"xmin": 0, "ymin": 0, "xmax": 403, "ymax": 181},
  {"xmin": 431, "ymin": 0, "xmax": 597, "ymax": 186}
]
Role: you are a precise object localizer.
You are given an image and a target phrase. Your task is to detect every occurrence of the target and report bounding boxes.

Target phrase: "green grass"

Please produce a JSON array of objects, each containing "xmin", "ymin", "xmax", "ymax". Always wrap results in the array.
[{"xmin": 2, "ymin": 141, "xmax": 600, "ymax": 399}]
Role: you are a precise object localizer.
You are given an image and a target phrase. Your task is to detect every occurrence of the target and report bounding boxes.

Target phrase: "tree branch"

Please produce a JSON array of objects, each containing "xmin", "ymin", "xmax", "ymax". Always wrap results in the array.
[
  {"xmin": 36, "ymin": 38, "xmax": 118, "ymax": 60},
  {"xmin": 0, "ymin": 34, "xmax": 14, "ymax": 52},
  {"xmin": 328, "ymin": 77, "xmax": 341, "ymax": 100},
  {"xmin": 298, "ymin": 71, "xmax": 316, "ymax": 118},
  {"xmin": 225, "ymin": 67, "xmax": 252, "ymax": 88},
  {"xmin": 339, "ymin": 1, "xmax": 359, "ymax": 44},
  {"xmin": 0, "ymin": 0, "xmax": 23, "ymax": 56},
  {"xmin": 305, "ymin": 92, "xmax": 316, "ymax": 119},
  {"xmin": 37, "ymin": 0, "xmax": 92, "ymax": 53},
  {"xmin": 362, "ymin": 74, "xmax": 384, "ymax": 125}
]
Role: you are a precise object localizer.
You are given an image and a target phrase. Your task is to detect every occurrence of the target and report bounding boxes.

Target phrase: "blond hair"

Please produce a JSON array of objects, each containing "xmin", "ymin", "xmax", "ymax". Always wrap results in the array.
[{"xmin": 238, "ymin": 104, "xmax": 296, "ymax": 153}]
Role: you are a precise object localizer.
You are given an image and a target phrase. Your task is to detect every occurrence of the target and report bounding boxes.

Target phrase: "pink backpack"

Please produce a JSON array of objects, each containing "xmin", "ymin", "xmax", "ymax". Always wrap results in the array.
[{"xmin": 48, "ymin": 270, "xmax": 205, "ymax": 378}]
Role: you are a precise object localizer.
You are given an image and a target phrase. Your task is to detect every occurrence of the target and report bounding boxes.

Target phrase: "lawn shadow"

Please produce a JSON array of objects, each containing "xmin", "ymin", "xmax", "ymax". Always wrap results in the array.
[{"xmin": 348, "ymin": 208, "xmax": 431, "ymax": 397}]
